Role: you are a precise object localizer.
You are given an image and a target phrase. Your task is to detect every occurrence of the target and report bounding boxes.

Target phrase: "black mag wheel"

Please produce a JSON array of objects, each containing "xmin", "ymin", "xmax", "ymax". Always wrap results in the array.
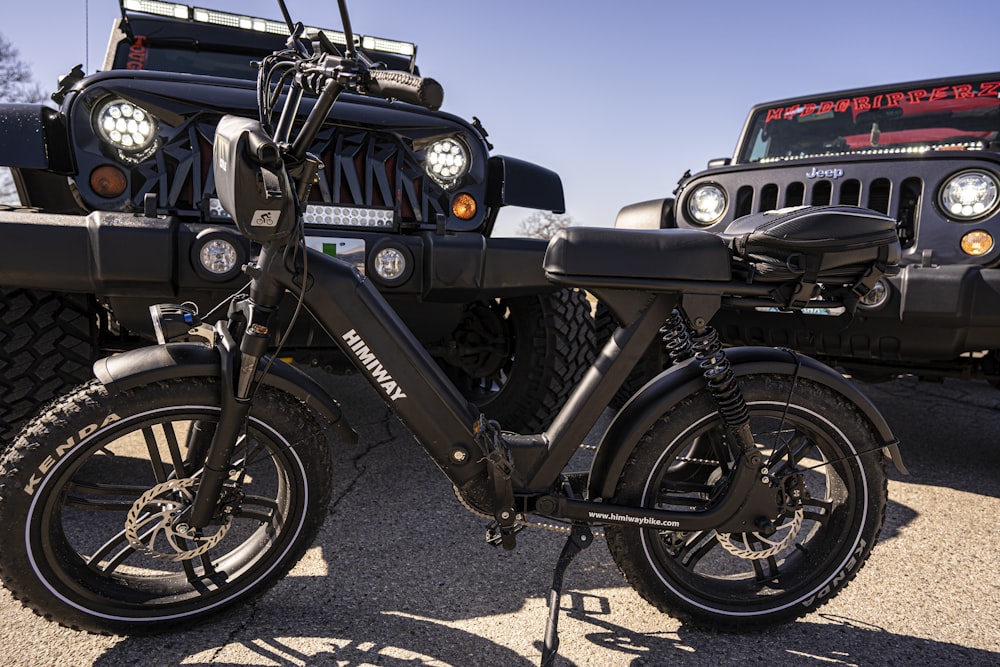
[
  {"xmin": 0, "ymin": 377, "xmax": 333, "ymax": 634},
  {"xmin": 605, "ymin": 374, "xmax": 888, "ymax": 630},
  {"xmin": 437, "ymin": 288, "xmax": 595, "ymax": 433}
]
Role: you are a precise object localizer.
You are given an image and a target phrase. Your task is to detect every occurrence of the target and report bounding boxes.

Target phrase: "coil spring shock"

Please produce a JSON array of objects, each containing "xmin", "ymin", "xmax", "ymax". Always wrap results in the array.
[
  {"xmin": 692, "ymin": 325, "xmax": 755, "ymax": 451},
  {"xmin": 660, "ymin": 309, "xmax": 694, "ymax": 364}
]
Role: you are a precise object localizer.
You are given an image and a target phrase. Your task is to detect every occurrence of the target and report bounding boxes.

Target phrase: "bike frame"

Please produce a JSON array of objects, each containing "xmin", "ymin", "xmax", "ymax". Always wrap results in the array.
[
  {"xmin": 210, "ymin": 238, "xmax": 768, "ymax": 535},
  {"xmin": 177, "ymin": 31, "xmax": 899, "ymax": 541}
]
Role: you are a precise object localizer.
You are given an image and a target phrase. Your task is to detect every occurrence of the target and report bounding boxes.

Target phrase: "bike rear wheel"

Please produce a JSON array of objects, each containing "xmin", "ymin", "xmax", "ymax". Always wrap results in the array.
[
  {"xmin": 606, "ymin": 373, "xmax": 888, "ymax": 630},
  {"xmin": 0, "ymin": 377, "xmax": 333, "ymax": 634}
]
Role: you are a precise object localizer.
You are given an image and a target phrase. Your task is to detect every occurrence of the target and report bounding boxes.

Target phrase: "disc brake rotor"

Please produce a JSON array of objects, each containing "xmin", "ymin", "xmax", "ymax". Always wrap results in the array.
[
  {"xmin": 715, "ymin": 508, "xmax": 804, "ymax": 560},
  {"xmin": 125, "ymin": 478, "xmax": 233, "ymax": 562}
]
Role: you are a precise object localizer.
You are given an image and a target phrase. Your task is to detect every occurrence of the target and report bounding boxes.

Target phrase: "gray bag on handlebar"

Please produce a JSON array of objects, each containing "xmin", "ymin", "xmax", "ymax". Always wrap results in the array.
[{"xmin": 213, "ymin": 115, "xmax": 298, "ymax": 243}]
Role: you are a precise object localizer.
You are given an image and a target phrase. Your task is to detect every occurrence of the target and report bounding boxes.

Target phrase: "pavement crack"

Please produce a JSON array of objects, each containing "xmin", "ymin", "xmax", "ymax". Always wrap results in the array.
[
  {"xmin": 326, "ymin": 405, "xmax": 398, "ymax": 514},
  {"xmin": 207, "ymin": 599, "xmax": 259, "ymax": 663}
]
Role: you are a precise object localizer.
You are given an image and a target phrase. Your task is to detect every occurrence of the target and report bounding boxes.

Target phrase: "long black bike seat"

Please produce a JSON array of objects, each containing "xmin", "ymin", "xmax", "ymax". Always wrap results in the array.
[{"xmin": 543, "ymin": 227, "xmax": 732, "ymax": 285}]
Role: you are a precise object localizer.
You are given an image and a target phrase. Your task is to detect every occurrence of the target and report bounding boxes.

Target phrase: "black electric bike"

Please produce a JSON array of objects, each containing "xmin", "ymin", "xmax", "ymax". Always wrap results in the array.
[{"xmin": 0, "ymin": 2, "xmax": 906, "ymax": 664}]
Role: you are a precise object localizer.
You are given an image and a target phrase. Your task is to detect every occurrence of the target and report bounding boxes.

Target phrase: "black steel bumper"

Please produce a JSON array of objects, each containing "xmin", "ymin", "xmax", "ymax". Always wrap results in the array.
[
  {"xmin": 0, "ymin": 209, "xmax": 556, "ymax": 340},
  {"xmin": 714, "ymin": 263, "xmax": 1000, "ymax": 365}
]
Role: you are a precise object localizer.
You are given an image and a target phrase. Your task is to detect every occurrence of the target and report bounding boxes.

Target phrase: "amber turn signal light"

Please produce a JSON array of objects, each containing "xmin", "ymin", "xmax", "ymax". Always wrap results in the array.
[
  {"xmin": 452, "ymin": 193, "xmax": 477, "ymax": 220},
  {"xmin": 961, "ymin": 230, "xmax": 994, "ymax": 256},
  {"xmin": 90, "ymin": 165, "xmax": 128, "ymax": 198}
]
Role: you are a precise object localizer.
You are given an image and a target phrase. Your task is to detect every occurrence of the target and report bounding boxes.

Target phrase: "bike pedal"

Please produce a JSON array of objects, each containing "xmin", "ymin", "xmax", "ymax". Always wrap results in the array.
[{"xmin": 485, "ymin": 521, "xmax": 524, "ymax": 550}]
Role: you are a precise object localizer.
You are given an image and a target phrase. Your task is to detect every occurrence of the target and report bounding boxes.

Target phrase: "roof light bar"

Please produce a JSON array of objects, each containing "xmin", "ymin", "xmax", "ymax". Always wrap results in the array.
[
  {"xmin": 192, "ymin": 7, "xmax": 289, "ymax": 36},
  {"xmin": 124, "ymin": 1, "xmax": 415, "ymax": 58},
  {"xmin": 361, "ymin": 36, "xmax": 416, "ymax": 57},
  {"xmin": 123, "ymin": 0, "xmax": 189, "ymax": 19}
]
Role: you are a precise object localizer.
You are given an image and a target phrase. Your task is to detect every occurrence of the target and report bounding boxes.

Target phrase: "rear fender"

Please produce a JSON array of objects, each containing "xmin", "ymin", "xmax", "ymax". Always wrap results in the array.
[
  {"xmin": 93, "ymin": 343, "xmax": 357, "ymax": 443},
  {"xmin": 589, "ymin": 346, "xmax": 904, "ymax": 500}
]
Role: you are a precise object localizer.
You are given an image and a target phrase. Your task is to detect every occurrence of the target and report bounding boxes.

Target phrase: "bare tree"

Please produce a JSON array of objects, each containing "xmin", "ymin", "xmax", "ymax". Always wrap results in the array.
[
  {"xmin": 0, "ymin": 33, "xmax": 46, "ymax": 204},
  {"xmin": 0, "ymin": 35, "xmax": 45, "ymax": 103},
  {"xmin": 517, "ymin": 210, "xmax": 574, "ymax": 239}
]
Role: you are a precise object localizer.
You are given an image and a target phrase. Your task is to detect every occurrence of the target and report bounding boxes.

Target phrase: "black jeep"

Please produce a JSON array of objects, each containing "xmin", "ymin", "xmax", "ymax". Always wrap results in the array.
[
  {"xmin": 610, "ymin": 72, "xmax": 1000, "ymax": 388},
  {"xmin": 0, "ymin": 2, "xmax": 594, "ymax": 442}
]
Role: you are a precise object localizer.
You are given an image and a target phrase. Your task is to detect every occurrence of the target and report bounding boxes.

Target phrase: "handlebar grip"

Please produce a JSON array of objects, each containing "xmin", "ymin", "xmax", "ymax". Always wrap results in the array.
[{"xmin": 366, "ymin": 70, "xmax": 444, "ymax": 111}]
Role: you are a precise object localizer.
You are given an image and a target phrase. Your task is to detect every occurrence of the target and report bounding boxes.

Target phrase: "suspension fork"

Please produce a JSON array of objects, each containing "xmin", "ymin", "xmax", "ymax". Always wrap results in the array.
[{"xmin": 187, "ymin": 244, "xmax": 285, "ymax": 529}]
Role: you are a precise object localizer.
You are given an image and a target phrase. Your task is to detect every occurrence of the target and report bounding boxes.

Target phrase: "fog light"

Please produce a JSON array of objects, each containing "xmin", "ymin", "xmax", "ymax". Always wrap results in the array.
[
  {"xmin": 373, "ymin": 246, "xmax": 407, "ymax": 283},
  {"xmin": 859, "ymin": 278, "xmax": 890, "ymax": 309},
  {"xmin": 191, "ymin": 229, "xmax": 245, "ymax": 281},
  {"xmin": 960, "ymin": 230, "xmax": 994, "ymax": 256},
  {"xmin": 89, "ymin": 165, "xmax": 128, "ymax": 198},
  {"xmin": 452, "ymin": 193, "xmax": 477, "ymax": 220},
  {"xmin": 200, "ymin": 238, "xmax": 238, "ymax": 274}
]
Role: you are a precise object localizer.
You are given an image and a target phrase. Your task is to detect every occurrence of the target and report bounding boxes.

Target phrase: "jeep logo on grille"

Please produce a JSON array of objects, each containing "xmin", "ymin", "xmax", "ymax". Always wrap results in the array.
[{"xmin": 806, "ymin": 167, "xmax": 844, "ymax": 180}]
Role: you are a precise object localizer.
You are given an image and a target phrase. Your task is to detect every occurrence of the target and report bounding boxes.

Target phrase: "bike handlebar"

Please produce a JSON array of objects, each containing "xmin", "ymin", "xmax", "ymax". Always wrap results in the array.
[{"xmin": 365, "ymin": 69, "xmax": 444, "ymax": 111}]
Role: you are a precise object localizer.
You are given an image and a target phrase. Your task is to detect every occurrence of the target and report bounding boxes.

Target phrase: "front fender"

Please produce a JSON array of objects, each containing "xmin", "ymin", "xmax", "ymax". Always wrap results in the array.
[
  {"xmin": 93, "ymin": 343, "xmax": 357, "ymax": 443},
  {"xmin": 0, "ymin": 104, "xmax": 72, "ymax": 172},
  {"xmin": 589, "ymin": 346, "xmax": 904, "ymax": 500}
]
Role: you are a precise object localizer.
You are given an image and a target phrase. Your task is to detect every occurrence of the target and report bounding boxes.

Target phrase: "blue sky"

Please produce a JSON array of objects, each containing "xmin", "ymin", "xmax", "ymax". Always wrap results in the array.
[{"xmin": 3, "ymin": 0, "xmax": 998, "ymax": 235}]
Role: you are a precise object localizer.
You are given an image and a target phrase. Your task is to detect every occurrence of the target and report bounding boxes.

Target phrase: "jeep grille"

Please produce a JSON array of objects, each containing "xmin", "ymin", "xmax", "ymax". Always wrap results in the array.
[{"xmin": 727, "ymin": 173, "xmax": 921, "ymax": 249}]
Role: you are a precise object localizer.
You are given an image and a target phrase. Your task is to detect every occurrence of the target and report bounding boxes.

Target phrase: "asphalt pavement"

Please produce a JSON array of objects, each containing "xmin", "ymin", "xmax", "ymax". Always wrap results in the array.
[{"xmin": 0, "ymin": 370, "xmax": 997, "ymax": 666}]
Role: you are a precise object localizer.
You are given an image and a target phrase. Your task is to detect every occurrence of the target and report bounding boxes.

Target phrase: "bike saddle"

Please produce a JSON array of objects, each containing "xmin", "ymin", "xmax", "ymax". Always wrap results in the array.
[{"xmin": 542, "ymin": 226, "xmax": 732, "ymax": 285}]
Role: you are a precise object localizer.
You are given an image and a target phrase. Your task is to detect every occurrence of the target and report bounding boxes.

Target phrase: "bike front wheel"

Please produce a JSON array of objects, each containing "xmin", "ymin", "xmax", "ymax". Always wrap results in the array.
[
  {"xmin": 606, "ymin": 373, "xmax": 888, "ymax": 630},
  {"xmin": 0, "ymin": 377, "xmax": 333, "ymax": 634}
]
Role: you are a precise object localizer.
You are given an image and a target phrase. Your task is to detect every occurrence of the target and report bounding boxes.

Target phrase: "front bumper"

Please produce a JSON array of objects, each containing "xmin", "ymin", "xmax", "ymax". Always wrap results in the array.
[
  {"xmin": 713, "ymin": 263, "xmax": 1000, "ymax": 365},
  {"xmin": 0, "ymin": 209, "xmax": 556, "ymax": 341}
]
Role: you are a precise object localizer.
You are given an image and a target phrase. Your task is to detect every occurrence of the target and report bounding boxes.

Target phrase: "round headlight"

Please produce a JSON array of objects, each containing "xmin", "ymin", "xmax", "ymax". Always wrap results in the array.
[
  {"xmin": 687, "ymin": 184, "xmax": 728, "ymax": 225},
  {"xmin": 425, "ymin": 138, "xmax": 469, "ymax": 188},
  {"xmin": 94, "ymin": 98, "xmax": 158, "ymax": 154},
  {"xmin": 939, "ymin": 171, "xmax": 1000, "ymax": 220}
]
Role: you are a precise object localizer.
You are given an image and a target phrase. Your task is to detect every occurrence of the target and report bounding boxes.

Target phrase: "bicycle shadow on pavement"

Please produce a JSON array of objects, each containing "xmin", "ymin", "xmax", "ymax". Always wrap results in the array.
[{"xmin": 557, "ymin": 594, "xmax": 1000, "ymax": 666}]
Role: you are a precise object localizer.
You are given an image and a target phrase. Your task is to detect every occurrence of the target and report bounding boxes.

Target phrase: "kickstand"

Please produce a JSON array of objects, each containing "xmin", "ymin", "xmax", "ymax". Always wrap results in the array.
[{"xmin": 540, "ymin": 523, "xmax": 593, "ymax": 667}]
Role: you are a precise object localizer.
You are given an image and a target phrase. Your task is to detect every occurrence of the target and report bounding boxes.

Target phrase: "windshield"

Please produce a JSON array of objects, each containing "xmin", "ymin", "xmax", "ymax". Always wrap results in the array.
[
  {"xmin": 738, "ymin": 75, "xmax": 1000, "ymax": 164},
  {"xmin": 113, "ymin": 41, "xmax": 263, "ymax": 80}
]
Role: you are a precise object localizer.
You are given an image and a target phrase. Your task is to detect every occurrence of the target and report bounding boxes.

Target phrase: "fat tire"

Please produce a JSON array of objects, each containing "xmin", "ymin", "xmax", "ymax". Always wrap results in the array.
[
  {"xmin": 0, "ymin": 288, "xmax": 97, "ymax": 445},
  {"xmin": 0, "ymin": 377, "xmax": 333, "ymax": 634},
  {"xmin": 460, "ymin": 288, "xmax": 595, "ymax": 433},
  {"xmin": 605, "ymin": 374, "xmax": 887, "ymax": 630}
]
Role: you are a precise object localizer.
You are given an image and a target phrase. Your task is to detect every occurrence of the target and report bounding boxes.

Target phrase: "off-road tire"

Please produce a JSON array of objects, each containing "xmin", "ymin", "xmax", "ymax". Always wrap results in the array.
[
  {"xmin": 0, "ymin": 377, "xmax": 333, "ymax": 634},
  {"xmin": 0, "ymin": 288, "xmax": 97, "ymax": 444},
  {"xmin": 605, "ymin": 374, "xmax": 888, "ymax": 630},
  {"xmin": 449, "ymin": 288, "xmax": 596, "ymax": 433}
]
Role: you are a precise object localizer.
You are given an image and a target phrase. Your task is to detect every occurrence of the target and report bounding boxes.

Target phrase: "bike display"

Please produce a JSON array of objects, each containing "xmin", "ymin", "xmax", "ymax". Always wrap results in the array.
[{"xmin": 0, "ymin": 2, "xmax": 907, "ymax": 664}]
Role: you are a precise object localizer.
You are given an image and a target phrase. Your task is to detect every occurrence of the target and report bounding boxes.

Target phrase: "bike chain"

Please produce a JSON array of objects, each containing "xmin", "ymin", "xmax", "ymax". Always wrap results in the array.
[{"xmin": 125, "ymin": 478, "xmax": 233, "ymax": 562}]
